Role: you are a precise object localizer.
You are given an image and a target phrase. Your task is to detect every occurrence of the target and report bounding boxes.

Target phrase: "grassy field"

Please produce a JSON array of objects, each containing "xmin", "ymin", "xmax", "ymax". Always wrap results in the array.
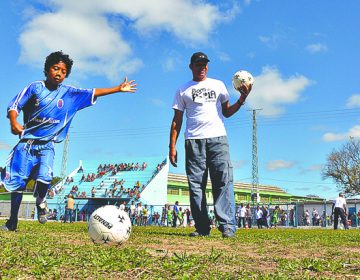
[{"xmin": 0, "ymin": 221, "xmax": 360, "ymax": 279}]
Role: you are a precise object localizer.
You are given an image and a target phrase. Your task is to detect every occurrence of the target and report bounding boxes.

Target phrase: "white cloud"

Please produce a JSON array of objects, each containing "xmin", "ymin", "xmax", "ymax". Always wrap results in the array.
[
  {"xmin": 162, "ymin": 58, "xmax": 177, "ymax": 72},
  {"xmin": 346, "ymin": 94, "xmax": 360, "ymax": 108},
  {"xmin": 266, "ymin": 159, "xmax": 296, "ymax": 171},
  {"xmin": 299, "ymin": 164, "xmax": 323, "ymax": 175},
  {"xmin": 246, "ymin": 66, "xmax": 312, "ymax": 116},
  {"xmin": 232, "ymin": 160, "xmax": 247, "ymax": 169},
  {"xmin": 306, "ymin": 43, "xmax": 328, "ymax": 54},
  {"xmin": 218, "ymin": 52, "xmax": 231, "ymax": 62},
  {"xmin": 322, "ymin": 125, "xmax": 360, "ymax": 142},
  {"xmin": 150, "ymin": 98, "xmax": 167, "ymax": 107},
  {"xmin": 18, "ymin": 0, "xmax": 238, "ymax": 81},
  {"xmin": 258, "ymin": 35, "xmax": 281, "ymax": 49},
  {"xmin": 19, "ymin": 8, "xmax": 141, "ymax": 82},
  {"xmin": 306, "ymin": 164, "xmax": 323, "ymax": 172}
]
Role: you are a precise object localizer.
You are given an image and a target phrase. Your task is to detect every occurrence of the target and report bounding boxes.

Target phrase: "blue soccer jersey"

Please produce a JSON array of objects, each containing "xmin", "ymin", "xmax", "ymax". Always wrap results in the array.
[{"xmin": 7, "ymin": 81, "xmax": 96, "ymax": 143}]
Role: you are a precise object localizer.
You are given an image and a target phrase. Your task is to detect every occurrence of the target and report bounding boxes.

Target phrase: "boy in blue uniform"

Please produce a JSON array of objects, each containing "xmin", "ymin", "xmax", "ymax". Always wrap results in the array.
[{"xmin": 0, "ymin": 51, "xmax": 137, "ymax": 231}]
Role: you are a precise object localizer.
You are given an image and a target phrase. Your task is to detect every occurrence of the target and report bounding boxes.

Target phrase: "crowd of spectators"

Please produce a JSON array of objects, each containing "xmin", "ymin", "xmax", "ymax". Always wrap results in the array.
[
  {"xmin": 301, "ymin": 208, "xmax": 360, "ymax": 227},
  {"xmin": 235, "ymin": 204, "xmax": 295, "ymax": 229},
  {"xmin": 125, "ymin": 201, "xmax": 193, "ymax": 227},
  {"xmin": 37, "ymin": 201, "xmax": 360, "ymax": 228},
  {"xmin": 47, "ymin": 160, "xmax": 154, "ymax": 200},
  {"xmin": 76, "ymin": 162, "xmax": 149, "ymax": 184}
]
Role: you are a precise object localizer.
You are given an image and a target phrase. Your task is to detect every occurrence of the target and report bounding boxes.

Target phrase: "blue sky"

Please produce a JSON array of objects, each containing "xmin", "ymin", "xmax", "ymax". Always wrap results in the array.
[{"xmin": 0, "ymin": 0, "xmax": 359, "ymax": 199}]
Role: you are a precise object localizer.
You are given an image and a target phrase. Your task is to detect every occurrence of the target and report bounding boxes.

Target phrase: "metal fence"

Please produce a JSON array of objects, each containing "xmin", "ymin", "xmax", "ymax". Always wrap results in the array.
[
  {"xmin": 0, "ymin": 201, "xmax": 36, "ymax": 221},
  {"xmin": 1, "ymin": 200, "xmax": 359, "ymax": 228}
]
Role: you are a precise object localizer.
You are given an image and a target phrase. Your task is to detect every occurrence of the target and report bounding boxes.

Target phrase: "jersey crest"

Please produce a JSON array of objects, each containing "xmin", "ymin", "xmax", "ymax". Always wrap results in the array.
[{"xmin": 57, "ymin": 99, "xmax": 64, "ymax": 109}]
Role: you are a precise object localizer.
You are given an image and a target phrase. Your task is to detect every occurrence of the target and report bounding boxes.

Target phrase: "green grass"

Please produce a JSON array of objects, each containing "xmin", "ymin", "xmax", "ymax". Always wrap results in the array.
[{"xmin": 0, "ymin": 221, "xmax": 360, "ymax": 279}]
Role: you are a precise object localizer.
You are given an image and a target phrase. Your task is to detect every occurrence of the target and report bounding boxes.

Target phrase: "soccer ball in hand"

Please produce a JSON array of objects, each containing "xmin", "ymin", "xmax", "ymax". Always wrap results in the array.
[
  {"xmin": 232, "ymin": 70, "xmax": 254, "ymax": 92},
  {"xmin": 88, "ymin": 205, "xmax": 132, "ymax": 245}
]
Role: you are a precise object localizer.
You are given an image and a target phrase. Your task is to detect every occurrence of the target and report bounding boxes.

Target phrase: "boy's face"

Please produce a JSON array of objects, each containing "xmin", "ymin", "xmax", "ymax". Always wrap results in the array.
[{"xmin": 46, "ymin": 61, "xmax": 67, "ymax": 86}]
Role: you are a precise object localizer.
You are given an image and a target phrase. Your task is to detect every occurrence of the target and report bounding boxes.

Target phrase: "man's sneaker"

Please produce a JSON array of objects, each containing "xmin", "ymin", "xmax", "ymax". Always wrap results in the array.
[
  {"xmin": 222, "ymin": 229, "xmax": 235, "ymax": 238},
  {"xmin": 0, "ymin": 220, "xmax": 17, "ymax": 231},
  {"xmin": 189, "ymin": 231, "xmax": 210, "ymax": 237},
  {"xmin": 36, "ymin": 201, "xmax": 49, "ymax": 224}
]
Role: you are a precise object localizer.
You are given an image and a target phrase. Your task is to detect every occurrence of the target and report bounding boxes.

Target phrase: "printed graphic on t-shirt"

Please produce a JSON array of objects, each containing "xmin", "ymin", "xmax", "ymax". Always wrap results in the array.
[{"xmin": 191, "ymin": 88, "xmax": 217, "ymax": 103}]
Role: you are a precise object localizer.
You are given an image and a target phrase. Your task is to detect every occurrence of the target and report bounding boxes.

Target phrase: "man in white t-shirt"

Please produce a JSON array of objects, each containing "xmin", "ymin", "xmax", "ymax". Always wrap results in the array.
[
  {"xmin": 332, "ymin": 192, "xmax": 349, "ymax": 230},
  {"xmin": 129, "ymin": 201, "xmax": 136, "ymax": 225},
  {"xmin": 119, "ymin": 201, "xmax": 126, "ymax": 211},
  {"xmin": 237, "ymin": 203, "xmax": 247, "ymax": 228},
  {"xmin": 169, "ymin": 52, "xmax": 252, "ymax": 238},
  {"xmin": 136, "ymin": 202, "xmax": 143, "ymax": 226},
  {"xmin": 255, "ymin": 206, "xmax": 263, "ymax": 229}
]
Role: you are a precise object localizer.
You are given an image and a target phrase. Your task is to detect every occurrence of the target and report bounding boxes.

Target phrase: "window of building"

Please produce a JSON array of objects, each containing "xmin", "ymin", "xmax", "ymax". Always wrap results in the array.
[
  {"xmin": 168, "ymin": 189, "xmax": 179, "ymax": 195},
  {"xmin": 181, "ymin": 189, "xmax": 189, "ymax": 196}
]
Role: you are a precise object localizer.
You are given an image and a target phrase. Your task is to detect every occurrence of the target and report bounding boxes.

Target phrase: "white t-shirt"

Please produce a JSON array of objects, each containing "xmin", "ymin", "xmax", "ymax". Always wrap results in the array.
[
  {"xmin": 334, "ymin": 196, "xmax": 346, "ymax": 209},
  {"xmin": 130, "ymin": 204, "xmax": 136, "ymax": 215},
  {"xmin": 256, "ymin": 209, "xmax": 263, "ymax": 219},
  {"xmin": 239, "ymin": 207, "xmax": 246, "ymax": 218},
  {"xmin": 172, "ymin": 78, "xmax": 229, "ymax": 139},
  {"xmin": 137, "ymin": 206, "xmax": 143, "ymax": 215}
]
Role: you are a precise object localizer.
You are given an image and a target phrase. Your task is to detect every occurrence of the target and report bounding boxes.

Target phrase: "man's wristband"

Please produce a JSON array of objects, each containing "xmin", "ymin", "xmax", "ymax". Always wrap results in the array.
[{"xmin": 237, "ymin": 99, "xmax": 245, "ymax": 106}]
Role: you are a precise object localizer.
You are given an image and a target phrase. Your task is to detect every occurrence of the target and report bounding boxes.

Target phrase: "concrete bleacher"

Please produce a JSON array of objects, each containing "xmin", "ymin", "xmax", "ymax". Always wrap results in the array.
[{"xmin": 52, "ymin": 157, "xmax": 166, "ymax": 200}]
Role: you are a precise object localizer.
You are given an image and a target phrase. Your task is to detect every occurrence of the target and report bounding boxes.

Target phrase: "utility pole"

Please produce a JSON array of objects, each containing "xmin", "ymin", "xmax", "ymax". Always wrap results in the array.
[
  {"xmin": 57, "ymin": 132, "xmax": 70, "ymax": 220},
  {"xmin": 250, "ymin": 109, "xmax": 262, "ymax": 204},
  {"xmin": 60, "ymin": 133, "xmax": 70, "ymax": 179}
]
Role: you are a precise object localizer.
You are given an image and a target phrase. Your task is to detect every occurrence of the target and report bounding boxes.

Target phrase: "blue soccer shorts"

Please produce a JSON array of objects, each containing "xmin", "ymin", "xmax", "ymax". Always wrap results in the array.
[{"xmin": 1, "ymin": 140, "xmax": 55, "ymax": 192}]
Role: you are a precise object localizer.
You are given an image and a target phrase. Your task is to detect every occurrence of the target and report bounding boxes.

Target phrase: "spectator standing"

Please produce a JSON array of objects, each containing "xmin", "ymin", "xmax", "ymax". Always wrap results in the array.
[
  {"xmin": 172, "ymin": 201, "xmax": 179, "ymax": 227},
  {"xmin": 161, "ymin": 206, "xmax": 167, "ymax": 226},
  {"xmin": 129, "ymin": 201, "xmax": 136, "ymax": 225},
  {"xmin": 185, "ymin": 208, "xmax": 191, "ymax": 227},
  {"xmin": 136, "ymin": 202, "xmax": 143, "ymax": 226},
  {"xmin": 167, "ymin": 205, "xmax": 173, "ymax": 227},
  {"xmin": 142, "ymin": 204, "xmax": 148, "ymax": 226},
  {"xmin": 154, "ymin": 212, "xmax": 161, "ymax": 226},
  {"xmin": 63, "ymin": 194, "xmax": 75, "ymax": 223},
  {"xmin": 312, "ymin": 208, "xmax": 319, "ymax": 226},
  {"xmin": 304, "ymin": 210, "xmax": 310, "ymax": 226},
  {"xmin": 256, "ymin": 206, "xmax": 263, "ymax": 229},
  {"xmin": 262, "ymin": 206, "xmax": 269, "ymax": 228},
  {"xmin": 119, "ymin": 201, "xmax": 126, "ymax": 211},
  {"xmin": 237, "ymin": 203, "xmax": 246, "ymax": 228},
  {"xmin": 245, "ymin": 204, "xmax": 252, "ymax": 228},
  {"xmin": 178, "ymin": 207, "xmax": 184, "ymax": 227},
  {"xmin": 168, "ymin": 52, "xmax": 251, "ymax": 238},
  {"xmin": 332, "ymin": 192, "xmax": 349, "ymax": 230},
  {"xmin": 271, "ymin": 206, "xmax": 279, "ymax": 229}
]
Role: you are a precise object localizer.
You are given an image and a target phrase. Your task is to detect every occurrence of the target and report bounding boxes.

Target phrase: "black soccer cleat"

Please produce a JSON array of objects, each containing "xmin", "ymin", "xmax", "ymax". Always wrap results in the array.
[
  {"xmin": 0, "ymin": 220, "xmax": 18, "ymax": 231},
  {"xmin": 36, "ymin": 201, "xmax": 49, "ymax": 224}
]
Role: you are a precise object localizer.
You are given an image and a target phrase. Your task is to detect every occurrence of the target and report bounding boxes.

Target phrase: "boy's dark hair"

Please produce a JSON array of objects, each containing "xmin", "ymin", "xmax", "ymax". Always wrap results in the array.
[{"xmin": 44, "ymin": 51, "xmax": 73, "ymax": 77}]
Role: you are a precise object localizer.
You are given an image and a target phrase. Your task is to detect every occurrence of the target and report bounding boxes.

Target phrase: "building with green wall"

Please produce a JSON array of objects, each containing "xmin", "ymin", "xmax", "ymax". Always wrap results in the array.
[{"xmin": 167, "ymin": 173, "xmax": 324, "ymax": 205}]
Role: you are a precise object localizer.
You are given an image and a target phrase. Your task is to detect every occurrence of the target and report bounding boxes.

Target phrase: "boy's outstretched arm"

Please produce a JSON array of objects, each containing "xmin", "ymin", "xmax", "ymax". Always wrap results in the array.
[{"xmin": 94, "ymin": 77, "xmax": 137, "ymax": 97}]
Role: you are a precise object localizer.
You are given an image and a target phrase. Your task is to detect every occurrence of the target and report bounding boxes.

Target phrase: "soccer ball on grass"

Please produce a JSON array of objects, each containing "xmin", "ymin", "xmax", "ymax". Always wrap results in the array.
[
  {"xmin": 88, "ymin": 205, "xmax": 132, "ymax": 245},
  {"xmin": 232, "ymin": 70, "xmax": 254, "ymax": 93}
]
